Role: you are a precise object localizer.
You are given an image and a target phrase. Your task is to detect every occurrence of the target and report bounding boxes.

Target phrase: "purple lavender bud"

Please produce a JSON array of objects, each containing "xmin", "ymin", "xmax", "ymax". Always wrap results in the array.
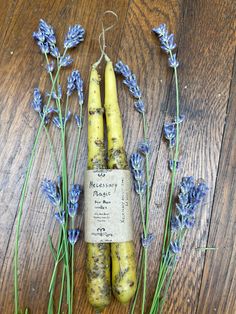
[
  {"xmin": 184, "ymin": 216, "xmax": 195, "ymax": 229},
  {"xmin": 69, "ymin": 184, "xmax": 81, "ymax": 204},
  {"xmin": 163, "ymin": 122, "xmax": 176, "ymax": 146},
  {"xmin": 76, "ymin": 79, "xmax": 84, "ymax": 104},
  {"xmin": 195, "ymin": 182, "xmax": 209, "ymax": 199},
  {"xmin": 68, "ymin": 229, "xmax": 80, "ymax": 245},
  {"xmin": 33, "ymin": 31, "xmax": 45, "ymax": 43},
  {"xmin": 141, "ymin": 233, "xmax": 155, "ymax": 248},
  {"xmin": 168, "ymin": 53, "xmax": 179, "ymax": 68},
  {"xmin": 160, "ymin": 33, "xmax": 176, "ymax": 52},
  {"xmin": 134, "ymin": 181, "xmax": 146, "ymax": 195},
  {"xmin": 31, "ymin": 88, "xmax": 43, "ymax": 113},
  {"xmin": 64, "ymin": 24, "xmax": 85, "ymax": 49},
  {"xmin": 180, "ymin": 177, "xmax": 195, "ymax": 194},
  {"xmin": 115, "ymin": 60, "xmax": 132, "ymax": 77},
  {"xmin": 152, "ymin": 24, "xmax": 168, "ymax": 37},
  {"xmin": 171, "ymin": 216, "xmax": 182, "ymax": 231},
  {"xmin": 168, "ymin": 159, "xmax": 180, "ymax": 172},
  {"xmin": 46, "ymin": 61, "xmax": 54, "ymax": 73},
  {"xmin": 54, "ymin": 211, "xmax": 65, "ymax": 225},
  {"xmin": 123, "ymin": 74, "xmax": 137, "ymax": 89},
  {"xmin": 170, "ymin": 240, "xmax": 181, "ymax": 254},
  {"xmin": 65, "ymin": 111, "xmax": 71, "ymax": 124},
  {"xmin": 57, "ymin": 85, "xmax": 62, "ymax": 99},
  {"xmin": 153, "ymin": 24, "xmax": 177, "ymax": 53},
  {"xmin": 186, "ymin": 203, "xmax": 198, "ymax": 216},
  {"xmin": 44, "ymin": 106, "xmax": 58, "ymax": 115},
  {"xmin": 178, "ymin": 192, "xmax": 189, "ymax": 206},
  {"xmin": 134, "ymin": 100, "xmax": 145, "ymax": 113},
  {"xmin": 139, "ymin": 142, "xmax": 150, "ymax": 155},
  {"xmin": 72, "ymin": 70, "xmax": 81, "ymax": 80},
  {"xmin": 57, "ymin": 176, "xmax": 62, "ymax": 189},
  {"xmin": 132, "ymin": 169, "xmax": 144, "ymax": 181},
  {"xmin": 130, "ymin": 153, "xmax": 143, "ymax": 170},
  {"xmin": 173, "ymin": 114, "xmax": 185, "ymax": 124},
  {"xmin": 41, "ymin": 179, "xmax": 61, "ymax": 207},
  {"xmin": 67, "ymin": 76, "xmax": 75, "ymax": 96},
  {"xmin": 166, "ymin": 34, "xmax": 176, "ymax": 50},
  {"xmin": 50, "ymin": 46, "xmax": 60, "ymax": 58},
  {"xmin": 176, "ymin": 203, "xmax": 188, "ymax": 216},
  {"xmin": 52, "ymin": 116, "xmax": 61, "ymax": 128},
  {"xmin": 67, "ymin": 70, "xmax": 81, "ymax": 96},
  {"xmin": 59, "ymin": 55, "xmax": 73, "ymax": 67},
  {"xmin": 129, "ymin": 85, "xmax": 142, "ymax": 99},
  {"xmin": 39, "ymin": 19, "xmax": 56, "ymax": 45},
  {"xmin": 37, "ymin": 42, "xmax": 50, "ymax": 54},
  {"xmin": 68, "ymin": 202, "xmax": 78, "ymax": 218},
  {"xmin": 75, "ymin": 114, "xmax": 82, "ymax": 128}
]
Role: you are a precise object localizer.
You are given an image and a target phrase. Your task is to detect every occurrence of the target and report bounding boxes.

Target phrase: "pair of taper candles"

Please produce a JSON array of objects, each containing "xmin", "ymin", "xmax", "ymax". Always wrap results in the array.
[{"xmin": 86, "ymin": 56, "xmax": 137, "ymax": 311}]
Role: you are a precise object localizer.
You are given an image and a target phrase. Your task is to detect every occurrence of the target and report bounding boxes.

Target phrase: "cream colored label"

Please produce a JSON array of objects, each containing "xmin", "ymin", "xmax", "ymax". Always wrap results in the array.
[{"xmin": 84, "ymin": 170, "xmax": 133, "ymax": 243}]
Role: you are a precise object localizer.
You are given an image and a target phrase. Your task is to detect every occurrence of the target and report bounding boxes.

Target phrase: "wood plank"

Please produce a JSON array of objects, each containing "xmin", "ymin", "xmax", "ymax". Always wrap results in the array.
[{"xmin": 197, "ymin": 53, "xmax": 236, "ymax": 314}]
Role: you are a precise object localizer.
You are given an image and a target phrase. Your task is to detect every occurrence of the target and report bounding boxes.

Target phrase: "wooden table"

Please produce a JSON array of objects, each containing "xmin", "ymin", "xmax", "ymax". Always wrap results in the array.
[{"xmin": 0, "ymin": 0, "xmax": 235, "ymax": 313}]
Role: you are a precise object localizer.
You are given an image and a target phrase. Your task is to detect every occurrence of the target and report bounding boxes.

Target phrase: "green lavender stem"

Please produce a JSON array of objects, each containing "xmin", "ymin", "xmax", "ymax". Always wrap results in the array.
[
  {"xmin": 71, "ymin": 103, "xmax": 83, "ymax": 184},
  {"xmin": 14, "ymin": 67, "xmax": 61, "ymax": 314},
  {"xmin": 159, "ymin": 262, "xmax": 176, "ymax": 314},
  {"xmin": 44, "ymin": 125, "xmax": 59, "ymax": 177},
  {"xmin": 141, "ymin": 248, "xmax": 148, "ymax": 314},
  {"xmin": 58, "ymin": 265, "xmax": 66, "ymax": 314},
  {"xmin": 46, "ymin": 52, "xmax": 72, "ymax": 313},
  {"xmin": 162, "ymin": 51, "xmax": 180, "ymax": 253},
  {"xmin": 149, "ymin": 254, "xmax": 173, "ymax": 313},
  {"xmin": 70, "ymin": 102, "xmax": 83, "ymax": 311},
  {"xmin": 130, "ymin": 248, "xmax": 144, "ymax": 314},
  {"xmin": 141, "ymin": 111, "xmax": 151, "ymax": 314},
  {"xmin": 149, "ymin": 49, "xmax": 180, "ymax": 313}
]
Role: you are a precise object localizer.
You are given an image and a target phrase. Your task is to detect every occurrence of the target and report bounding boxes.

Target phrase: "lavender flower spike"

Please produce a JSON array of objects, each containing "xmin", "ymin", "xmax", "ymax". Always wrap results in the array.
[
  {"xmin": 153, "ymin": 24, "xmax": 178, "ymax": 66},
  {"xmin": 64, "ymin": 24, "xmax": 85, "ymax": 49},
  {"xmin": 39, "ymin": 19, "xmax": 56, "ymax": 45},
  {"xmin": 32, "ymin": 88, "xmax": 43, "ymax": 113}
]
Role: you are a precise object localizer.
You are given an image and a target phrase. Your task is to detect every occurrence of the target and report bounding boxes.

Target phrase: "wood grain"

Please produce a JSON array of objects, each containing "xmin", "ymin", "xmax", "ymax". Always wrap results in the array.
[
  {"xmin": 196, "ymin": 53, "xmax": 236, "ymax": 314},
  {"xmin": 0, "ymin": 0, "xmax": 235, "ymax": 313}
]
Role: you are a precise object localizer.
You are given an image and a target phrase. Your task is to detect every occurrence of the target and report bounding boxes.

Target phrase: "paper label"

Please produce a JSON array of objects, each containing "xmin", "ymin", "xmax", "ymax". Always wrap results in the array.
[{"xmin": 84, "ymin": 169, "xmax": 133, "ymax": 243}]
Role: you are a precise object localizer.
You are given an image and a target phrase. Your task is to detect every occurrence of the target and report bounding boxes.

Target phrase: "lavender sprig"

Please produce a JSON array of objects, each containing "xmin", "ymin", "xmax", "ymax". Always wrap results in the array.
[
  {"xmin": 33, "ymin": 19, "xmax": 60, "ymax": 57},
  {"xmin": 149, "ymin": 24, "xmax": 207, "ymax": 314},
  {"xmin": 64, "ymin": 24, "xmax": 85, "ymax": 49},
  {"xmin": 15, "ymin": 19, "xmax": 85, "ymax": 314},
  {"xmin": 116, "ymin": 60, "xmax": 151, "ymax": 314}
]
